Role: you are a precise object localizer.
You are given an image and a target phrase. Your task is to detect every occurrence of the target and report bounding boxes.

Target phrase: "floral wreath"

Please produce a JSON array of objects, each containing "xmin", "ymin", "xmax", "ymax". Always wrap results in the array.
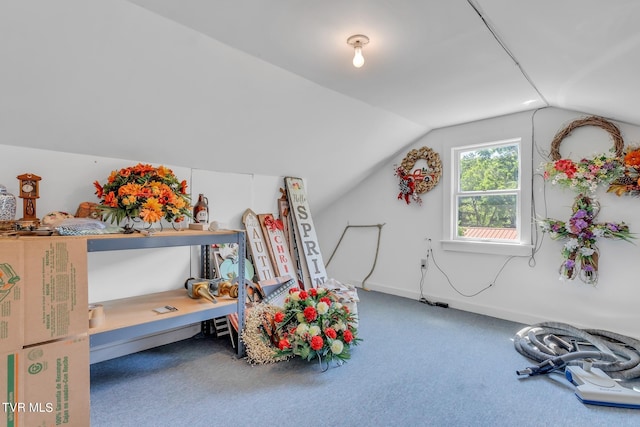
[
  {"xmin": 394, "ymin": 146, "xmax": 442, "ymax": 205},
  {"xmin": 241, "ymin": 286, "xmax": 360, "ymax": 367},
  {"xmin": 241, "ymin": 303, "xmax": 291, "ymax": 365},
  {"xmin": 542, "ymin": 116, "xmax": 624, "ymax": 195}
]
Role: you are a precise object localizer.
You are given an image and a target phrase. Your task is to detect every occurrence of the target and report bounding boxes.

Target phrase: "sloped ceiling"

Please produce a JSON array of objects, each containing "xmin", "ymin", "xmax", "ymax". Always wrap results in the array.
[
  {"xmin": 128, "ymin": 0, "xmax": 640, "ymax": 127},
  {"xmin": 127, "ymin": 0, "xmax": 546, "ymax": 128},
  {"xmin": 2, "ymin": 1, "xmax": 640, "ymax": 211}
]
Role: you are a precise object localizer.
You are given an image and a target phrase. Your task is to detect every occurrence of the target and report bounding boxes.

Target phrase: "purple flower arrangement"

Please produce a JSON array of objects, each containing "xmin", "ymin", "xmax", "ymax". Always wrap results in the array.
[{"xmin": 538, "ymin": 195, "xmax": 633, "ymax": 285}]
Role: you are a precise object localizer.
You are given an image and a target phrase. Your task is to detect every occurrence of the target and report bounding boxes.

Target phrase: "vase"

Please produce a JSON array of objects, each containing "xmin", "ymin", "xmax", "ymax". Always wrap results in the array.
[
  {"xmin": 121, "ymin": 216, "xmax": 166, "ymax": 234},
  {"xmin": 0, "ymin": 184, "xmax": 16, "ymax": 221}
]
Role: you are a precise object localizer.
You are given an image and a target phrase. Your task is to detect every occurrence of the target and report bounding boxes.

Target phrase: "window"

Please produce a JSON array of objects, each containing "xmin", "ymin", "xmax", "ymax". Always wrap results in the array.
[{"xmin": 442, "ymin": 138, "xmax": 532, "ymax": 255}]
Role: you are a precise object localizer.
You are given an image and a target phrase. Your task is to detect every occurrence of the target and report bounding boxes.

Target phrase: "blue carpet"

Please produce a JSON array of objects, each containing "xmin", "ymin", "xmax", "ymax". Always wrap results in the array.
[{"xmin": 90, "ymin": 290, "xmax": 640, "ymax": 426}]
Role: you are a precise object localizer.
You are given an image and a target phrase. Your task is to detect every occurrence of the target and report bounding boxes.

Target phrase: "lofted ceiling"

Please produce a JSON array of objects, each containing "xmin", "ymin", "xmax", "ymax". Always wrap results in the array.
[
  {"xmin": 2, "ymin": 1, "xmax": 640, "ymax": 211},
  {"xmin": 128, "ymin": 0, "xmax": 640, "ymax": 127},
  {"xmin": 126, "ymin": 0, "xmax": 640, "ymax": 209}
]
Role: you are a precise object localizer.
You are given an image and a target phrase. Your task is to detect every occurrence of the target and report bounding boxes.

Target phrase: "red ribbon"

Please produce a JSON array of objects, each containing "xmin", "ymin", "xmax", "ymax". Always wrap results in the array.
[{"xmin": 265, "ymin": 216, "xmax": 284, "ymax": 231}]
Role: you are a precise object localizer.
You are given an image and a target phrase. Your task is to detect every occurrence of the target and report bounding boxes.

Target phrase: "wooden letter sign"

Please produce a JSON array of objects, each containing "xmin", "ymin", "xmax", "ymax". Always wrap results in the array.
[
  {"xmin": 285, "ymin": 177, "xmax": 328, "ymax": 287},
  {"xmin": 242, "ymin": 209, "xmax": 275, "ymax": 281},
  {"xmin": 258, "ymin": 213, "xmax": 297, "ymax": 279}
]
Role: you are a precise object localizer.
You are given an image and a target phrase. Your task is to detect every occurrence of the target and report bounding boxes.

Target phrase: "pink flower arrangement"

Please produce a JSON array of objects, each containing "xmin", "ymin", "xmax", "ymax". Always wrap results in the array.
[{"xmin": 542, "ymin": 153, "xmax": 623, "ymax": 195}]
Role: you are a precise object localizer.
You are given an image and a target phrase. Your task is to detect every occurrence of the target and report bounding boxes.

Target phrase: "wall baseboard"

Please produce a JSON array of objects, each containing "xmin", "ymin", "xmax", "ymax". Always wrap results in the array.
[
  {"xmin": 352, "ymin": 280, "xmax": 544, "ymax": 325},
  {"xmin": 352, "ymin": 280, "xmax": 640, "ymax": 339},
  {"xmin": 90, "ymin": 324, "xmax": 202, "ymax": 364}
]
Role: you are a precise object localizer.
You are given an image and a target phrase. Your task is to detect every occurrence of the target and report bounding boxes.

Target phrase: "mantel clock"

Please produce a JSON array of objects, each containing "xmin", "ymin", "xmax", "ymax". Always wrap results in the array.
[{"xmin": 17, "ymin": 173, "xmax": 41, "ymax": 225}]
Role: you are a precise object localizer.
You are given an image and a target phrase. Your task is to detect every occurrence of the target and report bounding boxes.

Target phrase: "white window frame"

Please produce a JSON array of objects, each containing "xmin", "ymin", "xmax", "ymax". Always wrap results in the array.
[{"xmin": 442, "ymin": 137, "xmax": 533, "ymax": 256}]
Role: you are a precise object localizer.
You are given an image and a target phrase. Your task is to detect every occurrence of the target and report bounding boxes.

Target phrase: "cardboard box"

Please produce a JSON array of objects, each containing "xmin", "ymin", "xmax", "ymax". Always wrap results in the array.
[
  {"xmin": 1, "ymin": 237, "xmax": 90, "ymax": 426},
  {"xmin": 22, "ymin": 335, "xmax": 90, "ymax": 427},
  {"xmin": 1, "ymin": 328, "xmax": 90, "ymax": 427},
  {"xmin": 0, "ymin": 242, "xmax": 25, "ymax": 352},
  {"xmin": 1, "ymin": 237, "xmax": 89, "ymax": 350},
  {"xmin": 23, "ymin": 238, "xmax": 88, "ymax": 347},
  {"xmin": 0, "ymin": 350, "xmax": 22, "ymax": 427}
]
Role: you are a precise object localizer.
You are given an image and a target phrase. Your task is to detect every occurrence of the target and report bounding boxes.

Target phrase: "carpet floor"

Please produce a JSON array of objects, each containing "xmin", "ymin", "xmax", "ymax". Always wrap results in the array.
[{"xmin": 90, "ymin": 290, "xmax": 640, "ymax": 426}]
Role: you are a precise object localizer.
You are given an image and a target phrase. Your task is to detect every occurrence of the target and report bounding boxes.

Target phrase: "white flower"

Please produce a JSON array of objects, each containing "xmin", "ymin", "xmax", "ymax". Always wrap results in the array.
[
  {"xmin": 564, "ymin": 238, "xmax": 579, "ymax": 251},
  {"xmin": 330, "ymin": 340, "xmax": 344, "ymax": 355},
  {"xmin": 309, "ymin": 325, "xmax": 321, "ymax": 336},
  {"xmin": 333, "ymin": 320, "xmax": 347, "ymax": 331},
  {"xmin": 580, "ymin": 247, "xmax": 595, "ymax": 256},
  {"xmin": 296, "ymin": 312, "xmax": 305, "ymax": 323},
  {"xmin": 593, "ymin": 228, "xmax": 605, "ymax": 237},
  {"xmin": 334, "ymin": 302, "xmax": 343, "ymax": 310},
  {"xmin": 317, "ymin": 301, "xmax": 329, "ymax": 315},
  {"xmin": 296, "ymin": 323, "xmax": 309, "ymax": 336},
  {"xmin": 290, "ymin": 291, "xmax": 300, "ymax": 301}
]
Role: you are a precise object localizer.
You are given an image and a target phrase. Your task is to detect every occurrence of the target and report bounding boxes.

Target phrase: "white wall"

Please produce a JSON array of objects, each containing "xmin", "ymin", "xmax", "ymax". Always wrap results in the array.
[
  {"xmin": 5, "ymin": 108, "xmax": 640, "ymax": 343},
  {"xmin": 315, "ymin": 107, "xmax": 640, "ymax": 339},
  {"xmin": 0, "ymin": 144, "xmax": 286, "ymax": 303},
  {"xmin": 0, "ymin": 0, "xmax": 427, "ymax": 214}
]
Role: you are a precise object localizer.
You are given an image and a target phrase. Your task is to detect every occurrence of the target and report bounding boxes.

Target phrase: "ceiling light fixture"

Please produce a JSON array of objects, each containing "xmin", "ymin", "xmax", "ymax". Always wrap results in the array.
[{"xmin": 347, "ymin": 34, "xmax": 369, "ymax": 68}]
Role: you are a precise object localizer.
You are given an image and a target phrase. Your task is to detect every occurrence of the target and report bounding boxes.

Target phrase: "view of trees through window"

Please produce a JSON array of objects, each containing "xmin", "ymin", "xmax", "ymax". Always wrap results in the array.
[{"xmin": 456, "ymin": 143, "xmax": 519, "ymax": 239}]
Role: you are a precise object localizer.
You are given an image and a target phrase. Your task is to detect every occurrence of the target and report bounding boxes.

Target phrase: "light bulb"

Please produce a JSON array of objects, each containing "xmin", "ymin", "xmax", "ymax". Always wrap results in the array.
[
  {"xmin": 352, "ymin": 45, "xmax": 365, "ymax": 68},
  {"xmin": 347, "ymin": 34, "xmax": 369, "ymax": 68}
]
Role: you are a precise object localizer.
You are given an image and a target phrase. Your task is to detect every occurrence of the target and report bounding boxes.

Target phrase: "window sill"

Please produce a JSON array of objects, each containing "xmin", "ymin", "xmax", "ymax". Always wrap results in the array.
[{"xmin": 440, "ymin": 240, "xmax": 533, "ymax": 256}]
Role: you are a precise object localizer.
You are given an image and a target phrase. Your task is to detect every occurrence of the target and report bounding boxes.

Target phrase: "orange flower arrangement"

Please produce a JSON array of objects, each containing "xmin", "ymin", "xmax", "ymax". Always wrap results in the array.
[
  {"xmin": 624, "ymin": 150, "xmax": 640, "ymax": 168},
  {"xmin": 608, "ymin": 146, "xmax": 640, "ymax": 196},
  {"xmin": 94, "ymin": 163, "xmax": 191, "ymax": 225}
]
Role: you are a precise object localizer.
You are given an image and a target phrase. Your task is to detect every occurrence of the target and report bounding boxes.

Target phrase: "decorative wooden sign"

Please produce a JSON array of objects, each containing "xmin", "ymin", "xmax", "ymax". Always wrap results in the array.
[
  {"xmin": 242, "ymin": 209, "xmax": 276, "ymax": 281},
  {"xmin": 285, "ymin": 177, "xmax": 328, "ymax": 287},
  {"xmin": 258, "ymin": 213, "xmax": 297, "ymax": 279},
  {"xmin": 278, "ymin": 188, "xmax": 294, "ymax": 255},
  {"xmin": 278, "ymin": 188, "xmax": 309, "ymax": 287}
]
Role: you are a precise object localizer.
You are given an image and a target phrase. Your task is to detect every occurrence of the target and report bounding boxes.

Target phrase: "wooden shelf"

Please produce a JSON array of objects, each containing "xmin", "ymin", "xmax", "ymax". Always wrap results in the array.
[
  {"xmin": 84, "ymin": 229, "xmax": 247, "ymax": 355},
  {"xmin": 89, "ymin": 289, "xmax": 238, "ymax": 347}
]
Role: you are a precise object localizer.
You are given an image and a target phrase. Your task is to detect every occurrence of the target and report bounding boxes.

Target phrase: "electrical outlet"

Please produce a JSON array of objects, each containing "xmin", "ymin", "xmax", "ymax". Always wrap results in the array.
[{"xmin": 420, "ymin": 258, "xmax": 427, "ymax": 268}]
